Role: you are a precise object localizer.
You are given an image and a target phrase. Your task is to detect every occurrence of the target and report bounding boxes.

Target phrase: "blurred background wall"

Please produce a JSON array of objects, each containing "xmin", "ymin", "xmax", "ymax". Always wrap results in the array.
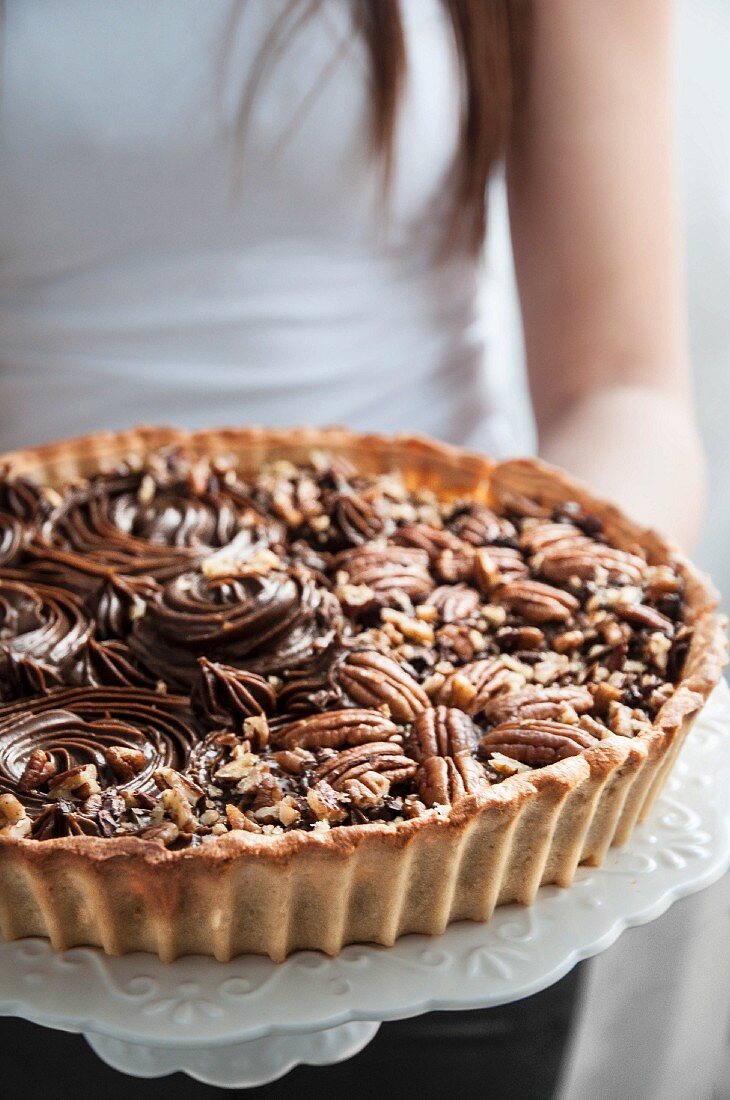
[
  {"xmin": 680, "ymin": 0, "xmax": 730, "ymax": 605},
  {"xmin": 488, "ymin": 0, "xmax": 730, "ymax": 615}
]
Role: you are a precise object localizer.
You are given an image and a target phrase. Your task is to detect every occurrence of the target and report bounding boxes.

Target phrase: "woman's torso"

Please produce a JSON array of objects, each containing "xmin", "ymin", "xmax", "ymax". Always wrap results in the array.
[{"xmin": 0, "ymin": 0, "xmax": 510, "ymax": 452}]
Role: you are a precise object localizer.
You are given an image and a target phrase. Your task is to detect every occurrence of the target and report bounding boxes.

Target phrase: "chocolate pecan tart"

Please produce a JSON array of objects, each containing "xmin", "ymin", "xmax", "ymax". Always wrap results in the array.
[{"xmin": 0, "ymin": 427, "xmax": 725, "ymax": 962}]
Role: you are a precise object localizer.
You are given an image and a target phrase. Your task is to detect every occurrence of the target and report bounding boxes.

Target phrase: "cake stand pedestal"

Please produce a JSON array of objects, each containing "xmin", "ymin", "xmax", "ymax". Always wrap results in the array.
[{"xmin": 2, "ymin": 682, "xmax": 729, "ymax": 1089}]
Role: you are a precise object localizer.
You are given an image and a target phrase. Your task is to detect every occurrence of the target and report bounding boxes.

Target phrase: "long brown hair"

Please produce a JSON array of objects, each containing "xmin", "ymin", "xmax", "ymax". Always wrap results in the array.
[
  {"xmin": 357, "ymin": 0, "xmax": 530, "ymax": 250},
  {"xmin": 237, "ymin": 0, "xmax": 531, "ymax": 253}
]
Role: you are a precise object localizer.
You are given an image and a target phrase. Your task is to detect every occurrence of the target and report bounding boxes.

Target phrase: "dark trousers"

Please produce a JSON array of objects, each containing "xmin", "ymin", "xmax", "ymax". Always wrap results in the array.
[{"xmin": 0, "ymin": 963, "xmax": 583, "ymax": 1099}]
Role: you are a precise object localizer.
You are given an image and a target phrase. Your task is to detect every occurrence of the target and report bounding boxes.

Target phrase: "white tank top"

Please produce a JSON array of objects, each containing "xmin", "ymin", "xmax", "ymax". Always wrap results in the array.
[{"xmin": 0, "ymin": 0, "xmax": 518, "ymax": 454}]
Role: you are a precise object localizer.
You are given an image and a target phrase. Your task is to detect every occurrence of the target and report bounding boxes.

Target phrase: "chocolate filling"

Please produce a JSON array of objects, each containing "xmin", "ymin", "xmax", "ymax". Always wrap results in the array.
[{"xmin": 0, "ymin": 449, "xmax": 690, "ymax": 845}]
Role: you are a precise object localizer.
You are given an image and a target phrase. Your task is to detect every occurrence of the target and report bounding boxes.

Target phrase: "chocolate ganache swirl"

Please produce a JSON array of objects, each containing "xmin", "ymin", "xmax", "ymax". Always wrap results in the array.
[
  {"xmin": 0, "ymin": 578, "xmax": 93, "ymax": 698},
  {"xmin": 79, "ymin": 638, "xmax": 161, "ymax": 691},
  {"xmin": 130, "ymin": 567, "xmax": 343, "ymax": 690},
  {"xmin": 0, "ymin": 687, "xmax": 196, "ymax": 811},
  {"xmin": 0, "ymin": 469, "xmax": 49, "ymax": 522},
  {"xmin": 0, "ymin": 513, "xmax": 28, "ymax": 568},
  {"xmin": 29, "ymin": 455, "xmax": 275, "ymax": 585}
]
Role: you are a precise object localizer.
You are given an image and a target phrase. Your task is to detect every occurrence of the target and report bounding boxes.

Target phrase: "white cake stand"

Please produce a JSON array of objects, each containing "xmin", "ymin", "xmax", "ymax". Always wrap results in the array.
[{"xmin": 1, "ymin": 682, "xmax": 729, "ymax": 1089}]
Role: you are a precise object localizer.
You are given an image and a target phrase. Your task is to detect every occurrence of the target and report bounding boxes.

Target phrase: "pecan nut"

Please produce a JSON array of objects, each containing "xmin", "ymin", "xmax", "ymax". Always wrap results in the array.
[
  {"xmin": 335, "ymin": 545, "xmax": 434, "ymax": 610},
  {"xmin": 394, "ymin": 523, "xmax": 462, "ymax": 560},
  {"xmin": 448, "ymin": 505, "xmax": 516, "ymax": 546},
  {"xmin": 274, "ymin": 708, "xmax": 399, "ymax": 750},
  {"xmin": 479, "ymin": 719, "xmax": 599, "ymax": 767},
  {"xmin": 313, "ymin": 741, "xmax": 417, "ymax": 795},
  {"xmin": 332, "ymin": 491, "xmax": 392, "ymax": 545},
  {"xmin": 483, "ymin": 685, "xmax": 593, "ymax": 726},
  {"xmin": 17, "ymin": 748, "xmax": 58, "ymax": 792},
  {"xmin": 436, "ymin": 623, "xmax": 485, "ymax": 663},
  {"xmin": 617, "ymin": 603, "xmax": 674, "ymax": 635},
  {"xmin": 522, "ymin": 522, "xmax": 646, "ymax": 585},
  {"xmin": 104, "ymin": 745, "xmax": 147, "ymax": 782},
  {"xmin": 141, "ymin": 821, "xmax": 181, "ymax": 845},
  {"xmin": 416, "ymin": 754, "xmax": 489, "ymax": 807},
  {"xmin": 434, "ymin": 545, "xmax": 476, "ymax": 584},
  {"xmin": 492, "ymin": 580, "xmax": 579, "ymax": 624},
  {"xmin": 424, "ymin": 583, "xmax": 481, "ymax": 623},
  {"xmin": 407, "ymin": 706, "xmax": 479, "ymax": 761},
  {"xmin": 435, "ymin": 658, "xmax": 524, "ymax": 716},
  {"xmin": 520, "ymin": 521, "xmax": 585, "ymax": 555},
  {"xmin": 473, "ymin": 547, "xmax": 529, "ymax": 593},
  {"xmin": 335, "ymin": 649, "xmax": 431, "ymax": 721}
]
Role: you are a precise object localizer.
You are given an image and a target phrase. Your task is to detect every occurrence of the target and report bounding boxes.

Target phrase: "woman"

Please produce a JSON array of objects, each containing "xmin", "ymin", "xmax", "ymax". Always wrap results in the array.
[{"xmin": 0, "ymin": 2, "xmax": 722, "ymax": 1098}]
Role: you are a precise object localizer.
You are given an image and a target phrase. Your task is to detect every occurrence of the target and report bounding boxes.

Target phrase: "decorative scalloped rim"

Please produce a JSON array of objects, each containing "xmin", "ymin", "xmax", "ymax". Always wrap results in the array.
[
  {"xmin": 84, "ymin": 1022, "xmax": 383, "ymax": 1088},
  {"xmin": 0, "ymin": 681, "xmax": 728, "ymax": 1055}
]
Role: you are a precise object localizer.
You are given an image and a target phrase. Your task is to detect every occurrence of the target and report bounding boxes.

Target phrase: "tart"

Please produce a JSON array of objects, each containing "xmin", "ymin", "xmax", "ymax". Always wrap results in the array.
[{"xmin": 0, "ymin": 426, "xmax": 725, "ymax": 962}]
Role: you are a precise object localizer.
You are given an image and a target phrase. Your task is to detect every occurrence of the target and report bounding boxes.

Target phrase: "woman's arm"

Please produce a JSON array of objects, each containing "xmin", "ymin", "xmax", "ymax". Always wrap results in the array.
[{"xmin": 508, "ymin": 0, "xmax": 705, "ymax": 548}]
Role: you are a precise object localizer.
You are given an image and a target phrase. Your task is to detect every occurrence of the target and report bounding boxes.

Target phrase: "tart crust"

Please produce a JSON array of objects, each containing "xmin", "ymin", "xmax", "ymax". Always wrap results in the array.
[{"xmin": 0, "ymin": 426, "xmax": 726, "ymax": 962}]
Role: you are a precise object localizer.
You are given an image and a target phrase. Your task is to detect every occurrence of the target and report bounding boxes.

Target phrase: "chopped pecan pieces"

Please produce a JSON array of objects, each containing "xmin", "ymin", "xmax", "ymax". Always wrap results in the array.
[
  {"xmin": 161, "ymin": 788, "xmax": 197, "ymax": 832},
  {"xmin": 153, "ymin": 767, "xmax": 204, "ymax": 805},
  {"xmin": 273, "ymin": 747, "xmax": 315, "ymax": 775},
  {"xmin": 307, "ymin": 781, "xmax": 347, "ymax": 823},
  {"xmin": 47, "ymin": 763, "xmax": 101, "ymax": 802},
  {"xmin": 380, "ymin": 608, "xmax": 436, "ymax": 645},
  {"xmin": 473, "ymin": 547, "xmax": 529, "ymax": 592},
  {"xmin": 140, "ymin": 821, "xmax": 180, "ymax": 845},
  {"xmin": 489, "ymin": 753, "xmax": 532, "ymax": 777},
  {"xmin": 496, "ymin": 625, "xmax": 545, "ymax": 652},
  {"xmin": 226, "ymin": 803, "xmax": 263, "ymax": 832},
  {"xmin": 436, "ymin": 623, "xmax": 485, "ymax": 663},
  {"xmin": 213, "ymin": 743, "xmax": 259, "ymax": 781},
  {"xmin": 0, "ymin": 793, "xmax": 31, "ymax": 837}
]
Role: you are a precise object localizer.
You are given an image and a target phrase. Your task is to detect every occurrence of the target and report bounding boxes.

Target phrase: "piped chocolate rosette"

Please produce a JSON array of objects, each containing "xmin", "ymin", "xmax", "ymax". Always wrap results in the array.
[
  {"xmin": 0, "ymin": 687, "xmax": 197, "ymax": 839},
  {"xmin": 0, "ymin": 447, "xmax": 700, "ymax": 846},
  {"xmin": 23, "ymin": 453, "xmax": 280, "ymax": 630},
  {"xmin": 0, "ymin": 513, "xmax": 28, "ymax": 568},
  {"xmin": 0, "ymin": 467, "xmax": 50, "ymax": 569},
  {"xmin": 0, "ymin": 578, "xmax": 93, "ymax": 697},
  {"xmin": 129, "ymin": 565, "xmax": 344, "ymax": 690}
]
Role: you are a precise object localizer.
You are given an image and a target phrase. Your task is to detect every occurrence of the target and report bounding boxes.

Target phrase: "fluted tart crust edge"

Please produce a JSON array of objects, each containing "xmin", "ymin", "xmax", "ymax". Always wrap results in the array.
[{"xmin": 0, "ymin": 425, "xmax": 726, "ymax": 962}]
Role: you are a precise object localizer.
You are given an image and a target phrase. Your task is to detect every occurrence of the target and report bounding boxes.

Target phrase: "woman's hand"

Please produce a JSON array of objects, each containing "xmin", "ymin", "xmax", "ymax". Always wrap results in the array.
[{"xmin": 508, "ymin": 0, "xmax": 704, "ymax": 548}]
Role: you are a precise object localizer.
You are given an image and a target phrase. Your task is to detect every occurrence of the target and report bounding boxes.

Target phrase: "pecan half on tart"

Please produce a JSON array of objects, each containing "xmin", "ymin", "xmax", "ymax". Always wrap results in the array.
[{"xmin": 0, "ymin": 426, "xmax": 725, "ymax": 962}]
